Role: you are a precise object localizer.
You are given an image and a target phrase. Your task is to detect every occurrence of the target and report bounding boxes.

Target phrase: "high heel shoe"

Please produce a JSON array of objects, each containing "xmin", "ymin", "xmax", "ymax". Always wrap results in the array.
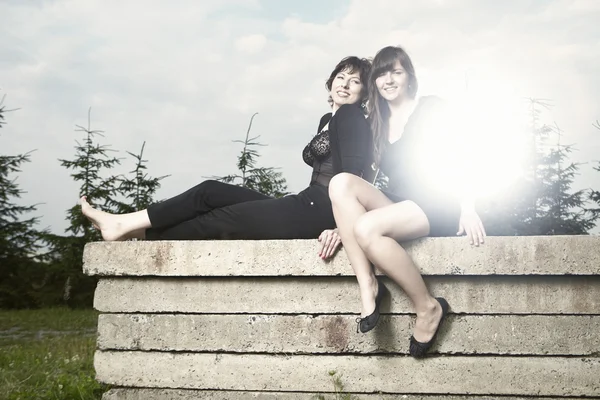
[
  {"xmin": 356, "ymin": 278, "xmax": 389, "ymax": 333},
  {"xmin": 409, "ymin": 297, "xmax": 450, "ymax": 358}
]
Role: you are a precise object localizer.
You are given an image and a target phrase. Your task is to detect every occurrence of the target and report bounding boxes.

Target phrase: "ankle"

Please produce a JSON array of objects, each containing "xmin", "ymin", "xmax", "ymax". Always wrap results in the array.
[
  {"xmin": 415, "ymin": 297, "xmax": 439, "ymax": 317},
  {"xmin": 357, "ymin": 274, "xmax": 377, "ymax": 289}
]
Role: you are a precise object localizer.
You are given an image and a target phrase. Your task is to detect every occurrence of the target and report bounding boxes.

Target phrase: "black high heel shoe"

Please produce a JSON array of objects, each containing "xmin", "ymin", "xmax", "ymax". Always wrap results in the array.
[
  {"xmin": 409, "ymin": 297, "xmax": 450, "ymax": 358},
  {"xmin": 356, "ymin": 278, "xmax": 389, "ymax": 333}
]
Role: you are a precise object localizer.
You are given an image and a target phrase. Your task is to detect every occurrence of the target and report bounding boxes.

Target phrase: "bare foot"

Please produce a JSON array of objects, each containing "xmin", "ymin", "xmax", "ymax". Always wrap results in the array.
[
  {"xmin": 413, "ymin": 298, "xmax": 443, "ymax": 343},
  {"xmin": 80, "ymin": 196, "xmax": 128, "ymax": 241}
]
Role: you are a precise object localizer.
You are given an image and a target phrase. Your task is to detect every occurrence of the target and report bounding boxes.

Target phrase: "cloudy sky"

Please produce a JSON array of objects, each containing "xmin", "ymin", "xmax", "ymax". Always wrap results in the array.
[{"xmin": 2, "ymin": 0, "xmax": 599, "ymax": 235}]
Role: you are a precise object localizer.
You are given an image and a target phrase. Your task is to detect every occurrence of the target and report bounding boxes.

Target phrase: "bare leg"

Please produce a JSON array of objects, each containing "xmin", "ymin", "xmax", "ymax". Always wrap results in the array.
[
  {"xmin": 354, "ymin": 201, "xmax": 442, "ymax": 343},
  {"xmin": 80, "ymin": 196, "xmax": 151, "ymax": 241},
  {"xmin": 329, "ymin": 173, "xmax": 393, "ymax": 317}
]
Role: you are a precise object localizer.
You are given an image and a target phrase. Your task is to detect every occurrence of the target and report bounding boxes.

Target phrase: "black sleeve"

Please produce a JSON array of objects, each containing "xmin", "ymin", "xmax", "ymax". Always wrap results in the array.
[
  {"xmin": 328, "ymin": 104, "xmax": 372, "ymax": 176},
  {"xmin": 317, "ymin": 112, "xmax": 332, "ymax": 133}
]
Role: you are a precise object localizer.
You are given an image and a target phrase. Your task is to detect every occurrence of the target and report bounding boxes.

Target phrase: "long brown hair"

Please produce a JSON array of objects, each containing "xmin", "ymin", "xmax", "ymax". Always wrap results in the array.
[{"xmin": 368, "ymin": 46, "xmax": 418, "ymax": 163}]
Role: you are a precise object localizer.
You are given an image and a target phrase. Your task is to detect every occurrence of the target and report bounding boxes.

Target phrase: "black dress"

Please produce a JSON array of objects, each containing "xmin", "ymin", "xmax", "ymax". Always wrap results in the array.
[
  {"xmin": 145, "ymin": 103, "xmax": 373, "ymax": 240},
  {"xmin": 379, "ymin": 96, "xmax": 461, "ymax": 237}
]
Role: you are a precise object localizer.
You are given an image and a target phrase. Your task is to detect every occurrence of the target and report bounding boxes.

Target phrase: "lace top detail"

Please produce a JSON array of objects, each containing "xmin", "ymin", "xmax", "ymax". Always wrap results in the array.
[
  {"xmin": 302, "ymin": 130, "xmax": 331, "ymax": 166},
  {"xmin": 301, "ymin": 104, "xmax": 371, "ymax": 188}
]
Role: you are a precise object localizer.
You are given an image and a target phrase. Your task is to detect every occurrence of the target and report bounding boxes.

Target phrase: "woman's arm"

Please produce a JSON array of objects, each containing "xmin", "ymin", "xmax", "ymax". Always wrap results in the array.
[
  {"xmin": 317, "ymin": 105, "xmax": 370, "ymax": 259},
  {"xmin": 457, "ymin": 198, "xmax": 486, "ymax": 246},
  {"xmin": 318, "ymin": 228, "xmax": 342, "ymax": 259},
  {"xmin": 328, "ymin": 104, "xmax": 372, "ymax": 177},
  {"xmin": 423, "ymin": 97, "xmax": 486, "ymax": 245}
]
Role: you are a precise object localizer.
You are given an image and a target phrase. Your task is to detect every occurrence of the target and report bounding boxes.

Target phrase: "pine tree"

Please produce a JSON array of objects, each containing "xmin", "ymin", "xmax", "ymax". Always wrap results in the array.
[
  {"xmin": 483, "ymin": 99, "xmax": 595, "ymax": 235},
  {"xmin": 45, "ymin": 108, "xmax": 121, "ymax": 307},
  {"xmin": 589, "ymin": 120, "xmax": 600, "ymax": 219},
  {"xmin": 59, "ymin": 108, "xmax": 121, "ymax": 237},
  {"xmin": 535, "ymin": 130, "xmax": 596, "ymax": 234},
  {"xmin": 0, "ymin": 95, "xmax": 46, "ymax": 308},
  {"xmin": 213, "ymin": 113, "xmax": 288, "ymax": 197},
  {"xmin": 109, "ymin": 141, "xmax": 169, "ymax": 214},
  {"xmin": 0, "ymin": 150, "xmax": 40, "ymax": 257},
  {"xmin": 509, "ymin": 98, "xmax": 555, "ymax": 235}
]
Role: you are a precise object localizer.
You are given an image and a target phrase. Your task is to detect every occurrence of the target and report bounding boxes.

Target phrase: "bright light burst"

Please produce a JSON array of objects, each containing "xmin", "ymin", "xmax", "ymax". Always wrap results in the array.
[{"xmin": 414, "ymin": 84, "xmax": 530, "ymax": 201}]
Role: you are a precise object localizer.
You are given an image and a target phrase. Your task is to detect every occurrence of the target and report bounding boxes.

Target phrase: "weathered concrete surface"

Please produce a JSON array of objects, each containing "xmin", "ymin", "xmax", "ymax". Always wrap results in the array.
[
  {"xmin": 97, "ymin": 314, "xmax": 600, "ymax": 356},
  {"xmin": 94, "ymin": 276, "xmax": 600, "ymax": 314},
  {"xmin": 102, "ymin": 388, "xmax": 596, "ymax": 400},
  {"xmin": 83, "ymin": 236, "xmax": 600, "ymax": 276},
  {"xmin": 95, "ymin": 351, "xmax": 600, "ymax": 396}
]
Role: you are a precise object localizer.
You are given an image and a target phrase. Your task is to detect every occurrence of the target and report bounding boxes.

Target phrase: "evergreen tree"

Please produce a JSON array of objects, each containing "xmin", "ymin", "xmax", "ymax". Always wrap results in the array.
[
  {"xmin": 213, "ymin": 113, "xmax": 288, "ymax": 197},
  {"xmin": 0, "ymin": 95, "xmax": 47, "ymax": 308},
  {"xmin": 109, "ymin": 141, "xmax": 169, "ymax": 214},
  {"xmin": 482, "ymin": 99, "xmax": 595, "ymax": 235},
  {"xmin": 45, "ymin": 108, "xmax": 121, "ymax": 307},
  {"xmin": 534, "ymin": 122, "xmax": 596, "ymax": 234},
  {"xmin": 59, "ymin": 108, "xmax": 121, "ymax": 237},
  {"xmin": 589, "ymin": 120, "xmax": 600, "ymax": 218}
]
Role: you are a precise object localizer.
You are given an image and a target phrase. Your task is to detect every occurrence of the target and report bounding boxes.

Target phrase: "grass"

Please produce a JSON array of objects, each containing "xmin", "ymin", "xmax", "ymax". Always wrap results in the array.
[
  {"xmin": 0, "ymin": 308, "xmax": 99, "ymax": 334},
  {"xmin": 0, "ymin": 308, "xmax": 107, "ymax": 400},
  {"xmin": 314, "ymin": 371, "xmax": 360, "ymax": 400}
]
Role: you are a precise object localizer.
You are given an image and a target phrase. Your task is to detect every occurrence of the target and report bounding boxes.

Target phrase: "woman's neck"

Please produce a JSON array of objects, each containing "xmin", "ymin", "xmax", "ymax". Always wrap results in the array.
[{"xmin": 388, "ymin": 96, "xmax": 417, "ymax": 119}]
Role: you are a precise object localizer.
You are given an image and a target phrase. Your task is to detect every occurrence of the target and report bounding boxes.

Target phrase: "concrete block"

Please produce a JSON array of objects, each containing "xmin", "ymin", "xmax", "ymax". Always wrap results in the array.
[
  {"xmin": 102, "ymin": 388, "xmax": 591, "ymax": 400},
  {"xmin": 97, "ymin": 314, "xmax": 600, "ymax": 356},
  {"xmin": 94, "ymin": 276, "xmax": 600, "ymax": 314},
  {"xmin": 83, "ymin": 236, "xmax": 600, "ymax": 277},
  {"xmin": 95, "ymin": 351, "xmax": 600, "ymax": 396}
]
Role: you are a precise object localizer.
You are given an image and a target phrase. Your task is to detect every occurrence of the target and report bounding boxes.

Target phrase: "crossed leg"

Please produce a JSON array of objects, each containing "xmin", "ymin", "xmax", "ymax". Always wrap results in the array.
[{"xmin": 329, "ymin": 173, "xmax": 443, "ymax": 343}]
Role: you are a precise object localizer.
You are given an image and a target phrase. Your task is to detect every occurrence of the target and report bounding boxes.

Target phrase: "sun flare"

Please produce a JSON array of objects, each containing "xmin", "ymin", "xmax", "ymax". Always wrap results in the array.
[{"xmin": 413, "ymin": 88, "xmax": 530, "ymax": 201}]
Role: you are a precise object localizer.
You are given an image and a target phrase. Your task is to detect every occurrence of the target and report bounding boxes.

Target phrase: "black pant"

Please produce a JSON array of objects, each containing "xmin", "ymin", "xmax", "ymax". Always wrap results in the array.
[{"xmin": 145, "ymin": 180, "xmax": 336, "ymax": 240}]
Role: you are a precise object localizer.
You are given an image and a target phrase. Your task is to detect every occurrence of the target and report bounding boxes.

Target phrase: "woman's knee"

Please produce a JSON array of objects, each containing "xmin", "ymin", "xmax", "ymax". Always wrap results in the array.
[
  {"xmin": 353, "ymin": 213, "xmax": 382, "ymax": 252},
  {"xmin": 195, "ymin": 179, "xmax": 228, "ymax": 195},
  {"xmin": 328, "ymin": 172, "xmax": 361, "ymax": 203},
  {"xmin": 199, "ymin": 179, "xmax": 220, "ymax": 190}
]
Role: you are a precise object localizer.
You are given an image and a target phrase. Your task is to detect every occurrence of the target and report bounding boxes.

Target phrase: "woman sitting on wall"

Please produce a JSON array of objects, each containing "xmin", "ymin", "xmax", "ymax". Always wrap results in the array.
[
  {"xmin": 81, "ymin": 56, "xmax": 374, "ymax": 244},
  {"xmin": 328, "ymin": 46, "xmax": 486, "ymax": 357}
]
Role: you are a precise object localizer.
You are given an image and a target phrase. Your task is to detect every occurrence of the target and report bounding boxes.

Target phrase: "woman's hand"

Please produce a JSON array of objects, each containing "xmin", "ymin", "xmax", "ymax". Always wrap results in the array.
[
  {"xmin": 318, "ymin": 228, "xmax": 342, "ymax": 259},
  {"xmin": 457, "ymin": 205, "xmax": 486, "ymax": 246}
]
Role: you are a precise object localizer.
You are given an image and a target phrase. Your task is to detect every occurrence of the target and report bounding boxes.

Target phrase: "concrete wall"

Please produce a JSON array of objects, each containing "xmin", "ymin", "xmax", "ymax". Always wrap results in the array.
[{"xmin": 83, "ymin": 236, "xmax": 600, "ymax": 399}]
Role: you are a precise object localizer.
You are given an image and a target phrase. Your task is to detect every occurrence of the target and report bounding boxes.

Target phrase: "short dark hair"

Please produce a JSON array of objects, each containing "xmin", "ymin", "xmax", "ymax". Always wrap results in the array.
[{"xmin": 325, "ymin": 56, "xmax": 372, "ymax": 105}]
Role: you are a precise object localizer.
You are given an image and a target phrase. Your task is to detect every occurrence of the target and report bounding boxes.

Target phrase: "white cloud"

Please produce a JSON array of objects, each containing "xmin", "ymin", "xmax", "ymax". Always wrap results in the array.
[{"xmin": 235, "ymin": 34, "xmax": 267, "ymax": 54}]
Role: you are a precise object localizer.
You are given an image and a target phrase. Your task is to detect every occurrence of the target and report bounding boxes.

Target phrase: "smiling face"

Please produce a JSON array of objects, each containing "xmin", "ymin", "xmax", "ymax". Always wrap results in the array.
[
  {"xmin": 329, "ymin": 68, "xmax": 364, "ymax": 111},
  {"xmin": 375, "ymin": 60, "xmax": 410, "ymax": 104}
]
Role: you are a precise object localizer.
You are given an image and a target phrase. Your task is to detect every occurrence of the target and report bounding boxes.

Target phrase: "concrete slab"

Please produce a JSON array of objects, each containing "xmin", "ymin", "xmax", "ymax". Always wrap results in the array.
[
  {"xmin": 103, "ymin": 388, "xmax": 593, "ymax": 400},
  {"xmin": 83, "ymin": 236, "xmax": 600, "ymax": 276},
  {"xmin": 95, "ymin": 351, "xmax": 600, "ymax": 396},
  {"xmin": 97, "ymin": 314, "xmax": 600, "ymax": 356},
  {"xmin": 94, "ymin": 276, "xmax": 600, "ymax": 314}
]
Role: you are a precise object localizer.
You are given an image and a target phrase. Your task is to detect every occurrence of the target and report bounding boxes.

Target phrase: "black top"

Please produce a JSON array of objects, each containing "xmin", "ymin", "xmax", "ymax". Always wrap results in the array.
[
  {"xmin": 379, "ymin": 96, "xmax": 462, "ymax": 236},
  {"xmin": 380, "ymin": 95, "xmax": 449, "ymax": 200},
  {"xmin": 303, "ymin": 103, "xmax": 373, "ymax": 187}
]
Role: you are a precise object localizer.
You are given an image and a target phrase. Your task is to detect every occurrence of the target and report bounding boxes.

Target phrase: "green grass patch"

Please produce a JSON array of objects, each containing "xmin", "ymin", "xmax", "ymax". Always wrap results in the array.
[
  {"xmin": 0, "ymin": 307, "xmax": 99, "ymax": 332},
  {"xmin": 0, "ymin": 308, "xmax": 107, "ymax": 400}
]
